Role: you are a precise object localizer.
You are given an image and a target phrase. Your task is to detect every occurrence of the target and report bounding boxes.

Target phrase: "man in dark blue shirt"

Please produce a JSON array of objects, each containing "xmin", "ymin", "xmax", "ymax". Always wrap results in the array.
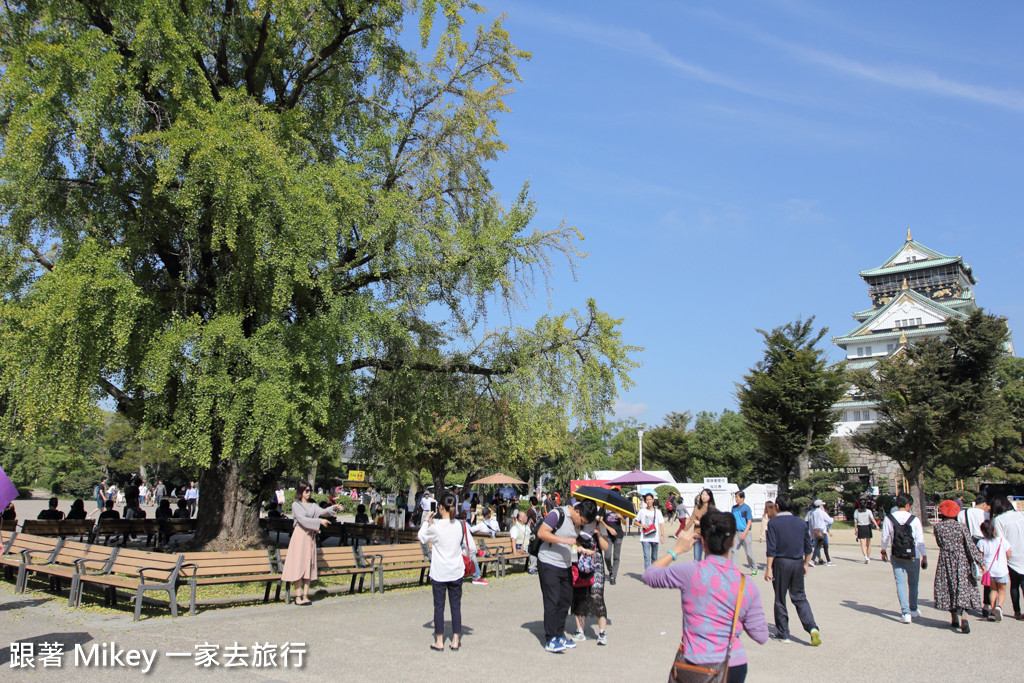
[{"xmin": 765, "ymin": 494, "xmax": 820, "ymax": 646}]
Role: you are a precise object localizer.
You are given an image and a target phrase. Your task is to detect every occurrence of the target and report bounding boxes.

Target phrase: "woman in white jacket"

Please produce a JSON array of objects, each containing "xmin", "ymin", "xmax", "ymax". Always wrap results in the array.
[{"xmin": 418, "ymin": 491, "xmax": 477, "ymax": 651}]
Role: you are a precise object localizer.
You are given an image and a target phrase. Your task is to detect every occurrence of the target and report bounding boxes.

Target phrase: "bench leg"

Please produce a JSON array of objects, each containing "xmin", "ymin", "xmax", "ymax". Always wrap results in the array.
[
  {"xmin": 168, "ymin": 589, "xmax": 179, "ymax": 618},
  {"xmin": 263, "ymin": 581, "xmax": 272, "ymax": 603},
  {"xmin": 15, "ymin": 565, "xmax": 27, "ymax": 593},
  {"xmin": 189, "ymin": 582, "xmax": 196, "ymax": 616},
  {"xmin": 134, "ymin": 590, "xmax": 144, "ymax": 621},
  {"xmin": 350, "ymin": 574, "xmax": 357, "ymax": 594},
  {"xmin": 275, "ymin": 580, "xmax": 282, "ymax": 602},
  {"xmin": 69, "ymin": 575, "xmax": 80, "ymax": 608}
]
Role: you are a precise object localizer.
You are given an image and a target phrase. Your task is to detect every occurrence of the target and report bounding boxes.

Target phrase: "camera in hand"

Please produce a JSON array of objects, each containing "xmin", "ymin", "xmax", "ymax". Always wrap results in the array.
[{"xmin": 430, "ymin": 501, "xmax": 437, "ymax": 512}]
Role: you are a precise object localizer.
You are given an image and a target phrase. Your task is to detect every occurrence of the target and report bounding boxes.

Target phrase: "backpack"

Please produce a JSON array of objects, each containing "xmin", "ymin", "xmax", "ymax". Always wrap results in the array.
[
  {"xmin": 528, "ymin": 508, "xmax": 565, "ymax": 557},
  {"xmin": 888, "ymin": 513, "xmax": 916, "ymax": 560}
]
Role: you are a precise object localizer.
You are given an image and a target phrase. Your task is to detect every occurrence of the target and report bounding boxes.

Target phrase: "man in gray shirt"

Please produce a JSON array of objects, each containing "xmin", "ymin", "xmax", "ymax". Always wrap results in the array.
[{"xmin": 535, "ymin": 499, "xmax": 597, "ymax": 653}]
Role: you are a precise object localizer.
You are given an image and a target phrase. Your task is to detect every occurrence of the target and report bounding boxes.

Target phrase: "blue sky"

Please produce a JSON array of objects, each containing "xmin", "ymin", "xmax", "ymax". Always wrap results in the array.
[{"xmin": 473, "ymin": 1, "xmax": 1024, "ymax": 425}]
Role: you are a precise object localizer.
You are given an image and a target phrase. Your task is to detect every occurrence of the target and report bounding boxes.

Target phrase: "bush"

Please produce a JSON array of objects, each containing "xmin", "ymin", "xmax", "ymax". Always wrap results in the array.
[
  {"xmin": 16, "ymin": 487, "xmax": 33, "ymax": 499},
  {"xmin": 877, "ymin": 494, "xmax": 895, "ymax": 515}
]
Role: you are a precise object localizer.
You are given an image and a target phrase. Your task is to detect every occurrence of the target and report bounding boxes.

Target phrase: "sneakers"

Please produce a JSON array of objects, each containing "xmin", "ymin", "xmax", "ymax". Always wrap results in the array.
[
  {"xmin": 750, "ymin": 570, "xmax": 759, "ymax": 576},
  {"xmin": 597, "ymin": 631, "xmax": 607, "ymax": 646},
  {"xmin": 559, "ymin": 636, "xmax": 577, "ymax": 649},
  {"xmin": 569, "ymin": 631, "xmax": 587, "ymax": 643},
  {"xmin": 472, "ymin": 578, "xmax": 489, "ymax": 585},
  {"xmin": 826, "ymin": 562, "xmax": 836, "ymax": 567},
  {"xmin": 901, "ymin": 613, "xmax": 912, "ymax": 624},
  {"xmin": 961, "ymin": 618, "xmax": 970, "ymax": 634},
  {"xmin": 910, "ymin": 609, "xmax": 921, "ymax": 618},
  {"xmin": 863, "ymin": 556, "xmax": 870, "ymax": 564},
  {"xmin": 545, "ymin": 638, "xmax": 566, "ymax": 654},
  {"xmin": 772, "ymin": 635, "xmax": 792, "ymax": 644},
  {"xmin": 993, "ymin": 607, "xmax": 1003, "ymax": 622},
  {"xmin": 810, "ymin": 628, "xmax": 821, "ymax": 646}
]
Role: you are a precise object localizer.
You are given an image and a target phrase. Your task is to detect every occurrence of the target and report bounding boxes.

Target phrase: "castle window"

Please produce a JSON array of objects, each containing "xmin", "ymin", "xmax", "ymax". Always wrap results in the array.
[
  {"xmin": 853, "ymin": 410, "xmax": 862, "ymax": 421},
  {"xmin": 887, "ymin": 343, "xmax": 895, "ymax": 352},
  {"xmin": 856, "ymin": 347, "xmax": 863, "ymax": 356},
  {"xmin": 865, "ymin": 346, "xmax": 872, "ymax": 355}
]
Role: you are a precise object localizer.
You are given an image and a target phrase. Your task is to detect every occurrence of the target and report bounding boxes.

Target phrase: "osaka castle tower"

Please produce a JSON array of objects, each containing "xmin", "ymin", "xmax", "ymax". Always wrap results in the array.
[{"xmin": 829, "ymin": 230, "xmax": 1013, "ymax": 490}]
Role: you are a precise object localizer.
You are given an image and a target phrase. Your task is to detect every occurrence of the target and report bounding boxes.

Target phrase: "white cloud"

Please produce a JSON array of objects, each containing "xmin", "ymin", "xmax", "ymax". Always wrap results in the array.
[{"xmin": 613, "ymin": 400, "xmax": 648, "ymax": 419}]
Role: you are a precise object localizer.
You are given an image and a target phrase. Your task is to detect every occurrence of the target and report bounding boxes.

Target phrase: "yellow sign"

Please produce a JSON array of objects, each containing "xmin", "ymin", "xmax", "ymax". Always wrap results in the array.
[{"xmin": 348, "ymin": 470, "xmax": 365, "ymax": 482}]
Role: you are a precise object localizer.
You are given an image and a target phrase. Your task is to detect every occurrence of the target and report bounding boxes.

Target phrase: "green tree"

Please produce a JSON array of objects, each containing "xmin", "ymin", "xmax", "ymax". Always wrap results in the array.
[
  {"xmin": 643, "ymin": 411, "xmax": 690, "ymax": 482},
  {"xmin": 737, "ymin": 318, "xmax": 847, "ymax": 491},
  {"xmin": 686, "ymin": 410, "xmax": 765, "ymax": 485},
  {"xmin": 850, "ymin": 311, "xmax": 1010, "ymax": 520},
  {"xmin": 977, "ymin": 356, "xmax": 1024, "ymax": 484},
  {"xmin": 0, "ymin": 2, "xmax": 639, "ymax": 549}
]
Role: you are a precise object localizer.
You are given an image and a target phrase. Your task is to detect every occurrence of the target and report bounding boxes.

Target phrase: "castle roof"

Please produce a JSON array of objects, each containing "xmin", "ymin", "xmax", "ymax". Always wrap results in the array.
[
  {"xmin": 833, "ymin": 288, "xmax": 973, "ymax": 347},
  {"xmin": 858, "ymin": 236, "xmax": 976, "ymax": 284}
]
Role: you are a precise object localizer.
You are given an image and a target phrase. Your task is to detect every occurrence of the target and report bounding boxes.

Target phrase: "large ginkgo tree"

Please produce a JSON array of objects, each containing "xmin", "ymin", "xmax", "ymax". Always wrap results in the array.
[{"xmin": 0, "ymin": 1, "xmax": 639, "ymax": 549}]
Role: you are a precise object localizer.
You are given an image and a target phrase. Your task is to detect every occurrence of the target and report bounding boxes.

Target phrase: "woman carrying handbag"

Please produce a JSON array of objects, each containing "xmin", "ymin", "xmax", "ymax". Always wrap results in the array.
[
  {"xmin": 418, "ymin": 491, "xmax": 478, "ymax": 651},
  {"xmin": 644, "ymin": 510, "xmax": 769, "ymax": 682}
]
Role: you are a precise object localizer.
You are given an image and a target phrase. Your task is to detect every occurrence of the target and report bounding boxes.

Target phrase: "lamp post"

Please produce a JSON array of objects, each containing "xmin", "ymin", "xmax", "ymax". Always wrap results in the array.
[{"xmin": 637, "ymin": 427, "xmax": 644, "ymax": 471}]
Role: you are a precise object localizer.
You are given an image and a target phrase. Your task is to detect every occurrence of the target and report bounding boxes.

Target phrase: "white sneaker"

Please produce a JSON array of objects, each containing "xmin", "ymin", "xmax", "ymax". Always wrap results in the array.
[
  {"xmin": 826, "ymin": 562, "xmax": 836, "ymax": 567},
  {"xmin": 597, "ymin": 631, "xmax": 607, "ymax": 646},
  {"xmin": 569, "ymin": 631, "xmax": 586, "ymax": 643},
  {"xmin": 910, "ymin": 609, "xmax": 921, "ymax": 618},
  {"xmin": 863, "ymin": 556, "xmax": 869, "ymax": 564},
  {"xmin": 902, "ymin": 613, "xmax": 912, "ymax": 624}
]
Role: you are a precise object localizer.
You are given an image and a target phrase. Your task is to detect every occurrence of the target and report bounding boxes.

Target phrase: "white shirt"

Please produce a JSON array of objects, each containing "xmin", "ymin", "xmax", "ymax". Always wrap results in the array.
[
  {"xmin": 418, "ymin": 519, "xmax": 477, "ymax": 582},
  {"xmin": 994, "ymin": 510, "xmax": 1024, "ymax": 573},
  {"xmin": 419, "ymin": 495, "xmax": 433, "ymax": 512},
  {"xmin": 510, "ymin": 522, "xmax": 530, "ymax": 547},
  {"xmin": 958, "ymin": 506, "xmax": 988, "ymax": 539},
  {"xmin": 807, "ymin": 507, "xmax": 833, "ymax": 532},
  {"xmin": 978, "ymin": 537, "xmax": 1010, "ymax": 578},
  {"xmin": 636, "ymin": 508, "xmax": 664, "ymax": 544},
  {"xmin": 470, "ymin": 518, "xmax": 499, "ymax": 536},
  {"xmin": 880, "ymin": 509, "xmax": 927, "ymax": 558}
]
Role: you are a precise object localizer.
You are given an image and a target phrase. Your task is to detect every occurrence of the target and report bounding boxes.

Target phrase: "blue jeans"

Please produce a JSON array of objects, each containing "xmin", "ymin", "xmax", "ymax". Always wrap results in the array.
[
  {"xmin": 471, "ymin": 556, "xmax": 481, "ymax": 580},
  {"xmin": 642, "ymin": 542, "xmax": 659, "ymax": 568},
  {"xmin": 693, "ymin": 539, "xmax": 704, "ymax": 562},
  {"xmin": 891, "ymin": 559, "xmax": 920, "ymax": 615}
]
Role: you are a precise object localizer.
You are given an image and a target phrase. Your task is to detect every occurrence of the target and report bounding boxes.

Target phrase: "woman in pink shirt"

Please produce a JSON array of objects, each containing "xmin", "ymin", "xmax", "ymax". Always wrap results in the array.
[{"xmin": 643, "ymin": 510, "xmax": 769, "ymax": 682}]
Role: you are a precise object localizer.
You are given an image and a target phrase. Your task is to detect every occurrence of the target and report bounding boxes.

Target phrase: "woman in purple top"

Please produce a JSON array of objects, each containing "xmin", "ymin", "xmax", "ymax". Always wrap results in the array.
[{"xmin": 644, "ymin": 510, "xmax": 769, "ymax": 682}]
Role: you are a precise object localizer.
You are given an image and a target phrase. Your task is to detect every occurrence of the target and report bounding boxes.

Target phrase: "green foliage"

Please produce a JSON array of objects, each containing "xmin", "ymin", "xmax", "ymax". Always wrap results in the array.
[
  {"xmin": 0, "ymin": 1, "xmax": 639, "ymax": 542},
  {"xmin": 851, "ymin": 311, "xmax": 1011, "ymax": 517},
  {"xmin": 643, "ymin": 412, "xmax": 690, "ymax": 481},
  {"xmin": 685, "ymin": 410, "xmax": 766, "ymax": 486},
  {"xmin": 790, "ymin": 470, "xmax": 844, "ymax": 515},
  {"xmin": 737, "ymin": 318, "xmax": 848, "ymax": 489}
]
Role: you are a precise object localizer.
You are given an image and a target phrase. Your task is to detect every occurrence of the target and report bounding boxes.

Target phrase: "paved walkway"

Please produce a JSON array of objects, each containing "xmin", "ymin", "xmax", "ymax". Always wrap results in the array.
[{"xmin": 1, "ymin": 528, "xmax": 1016, "ymax": 681}]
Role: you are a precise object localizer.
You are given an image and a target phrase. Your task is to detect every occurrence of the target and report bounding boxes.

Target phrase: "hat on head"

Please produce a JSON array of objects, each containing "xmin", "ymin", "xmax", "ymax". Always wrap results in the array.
[
  {"xmin": 938, "ymin": 499, "xmax": 960, "ymax": 518},
  {"xmin": 813, "ymin": 499, "xmax": 823, "ymax": 507}
]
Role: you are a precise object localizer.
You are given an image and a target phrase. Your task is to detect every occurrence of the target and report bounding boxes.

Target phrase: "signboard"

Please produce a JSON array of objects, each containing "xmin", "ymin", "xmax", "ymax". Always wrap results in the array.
[
  {"xmin": 348, "ymin": 470, "xmax": 366, "ymax": 482},
  {"xmin": 386, "ymin": 493, "xmax": 397, "ymax": 507},
  {"xmin": 703, "ymin": 477, "xmax": 729, "ymax": 490},
  {"xmin": 808, "ymin": 466, "xmax": 870, "ymax": 476}
]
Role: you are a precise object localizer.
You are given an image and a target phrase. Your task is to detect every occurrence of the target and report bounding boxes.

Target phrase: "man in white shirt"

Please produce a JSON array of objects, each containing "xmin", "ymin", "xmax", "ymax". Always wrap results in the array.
[
  {"xmin": 636, "ymin": 493, "xmax": 664, "ymax": 568},
  {"xmin": 470, "ymin": 508, "xmax": 499, "ymax": 537},
  {"xmin": 958, "ymin": 495, "xmax": 989, "ymax": 540},
  {"xmin": 880, "ymin": 493, "xmax": 928, "ymax": 623},
  {"xmin": 509, "ymin": 511, "xmax": 537, "ymax": 574}
]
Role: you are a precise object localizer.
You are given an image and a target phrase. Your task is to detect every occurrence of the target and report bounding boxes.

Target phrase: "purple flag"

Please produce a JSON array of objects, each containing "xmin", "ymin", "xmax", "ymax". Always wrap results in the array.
[{"xmin": 0, "ymin": 464, "xmax": 18, "ymax": 514}]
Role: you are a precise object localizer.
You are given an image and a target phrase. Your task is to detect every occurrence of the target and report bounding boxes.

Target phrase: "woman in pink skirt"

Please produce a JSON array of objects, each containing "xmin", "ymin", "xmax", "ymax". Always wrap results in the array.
[{"xmin": 281, "ymin": 481, "xmax": 341, "ymax": 605}]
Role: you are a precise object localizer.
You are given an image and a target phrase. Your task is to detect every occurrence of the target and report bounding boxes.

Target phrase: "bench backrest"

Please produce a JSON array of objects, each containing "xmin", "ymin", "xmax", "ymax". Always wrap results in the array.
[
  {"xmin": 0, "ymin": 518, "xmax": 16, "ymax": 533},
  {"xmin": 367, "ymin": 543, "xmax": 428, "ymax": 566},
  {"xmin": 49, "ymin": 540, "xmax": 118, "ymax": 570},
  {"xmin": 22, "ymin": 520, "xmax": 96, "ymax": 537},
  {"xmin": 162, "ymin": 519, "xmax": 196, "ymax": 533},
  {"xmin": 316, "ymin": 546, "xmax": 362, "ymax": 571},
  {"xmin": 391, "ymin": 529, "xmax": 420, "ymax": 544},
  {"xmin": 181, "ymin": 550, "xmax": 275, "ymax": 578},
  {"xmin": 107, "ymin": 548, "xmax": 183, "ymax": 582},
  {"xmin": 96, "ymin": 518, "xmax": 158, "ymax": 534},
  {"xmin": 2, "ymin": 533, "xmax": 62, "ymax": 560}
]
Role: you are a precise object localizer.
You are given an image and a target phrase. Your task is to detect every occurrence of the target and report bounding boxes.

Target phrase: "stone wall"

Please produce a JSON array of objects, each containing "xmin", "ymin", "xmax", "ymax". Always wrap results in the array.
[{"xmin": 833, "ymin": 436, "xmax": 901, "ymax": 493}]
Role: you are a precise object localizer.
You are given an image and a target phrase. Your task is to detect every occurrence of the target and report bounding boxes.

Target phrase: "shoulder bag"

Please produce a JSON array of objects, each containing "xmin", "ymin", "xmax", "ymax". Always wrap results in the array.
[
  {"xmin": 981, "ymin": 540, "xmax": 1001, "ymax": 587},
  {"xmin": 460, "ymin": 521, "xmax": 475, "ymax": 578},
  {"xmin": 670, "ymin": 574, "xmax": 746, "ymax": 683}
]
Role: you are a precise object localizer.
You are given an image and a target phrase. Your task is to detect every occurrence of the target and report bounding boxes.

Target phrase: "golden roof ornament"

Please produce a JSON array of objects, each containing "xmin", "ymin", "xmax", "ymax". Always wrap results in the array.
[
  {"xmin": 906, "ymin": 228, "xmax": 912, "ymax": 242},
  {"xmin": 901, "ymin": 278, "xmax": 909, "ymax": 290},
  {"xmin": 899, "ymin": 329, "xmax": 908, "ymax": 345}
]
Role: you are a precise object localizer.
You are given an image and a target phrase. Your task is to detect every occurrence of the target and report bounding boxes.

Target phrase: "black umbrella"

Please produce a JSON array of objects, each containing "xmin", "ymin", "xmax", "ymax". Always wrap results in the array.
[{"xmin": 573, "ymin": 486, "xmax": 637, "ymax": 519}]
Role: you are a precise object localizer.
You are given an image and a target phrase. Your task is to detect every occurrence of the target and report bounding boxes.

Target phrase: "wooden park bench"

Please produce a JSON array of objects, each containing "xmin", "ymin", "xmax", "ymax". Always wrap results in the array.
[
  {"xmin": 391, "ymin": 529, "xmax": 420, "ymax": 544},
  {"xmin": 179, "ymin": 549, "xmax": 280, "ymax": 615},
  {"xmin": 361, "ymin": 542, "xmax": 431, "ymax": 594},
  {"xmin": 274, "ymin": 545, "xmax": 376, "ymax": 602},
  {"xmin": 342, "ymin": 523, "xmax": 387, "ymax": 547},
  {"xmin": 259, "ymin": 517, "xmax": 293, "ymax": 545},
  {"xmin": 158, "ymin": 518, "xmax": 197, "ymax": 547},
  {"xmin": 1, "ymin": 518, "xmax": 17, "ymax": 534},
  {"xmin": 16, "ymin": 539, "xmax": 118, "ymax": 603},
  {"xmin": 471, "ymin": 534, "xmax": 509, "ymax": 576},
  {"xmin": 21, "ymin": 519, "xmax": 97, "ymax": 543},
  {"xmin": 93, "ymin": 518, "xmax": 159, "ymax": 547},
  {"xmin": 0, "ymin": 533, "xmax": 61, "ymax": 582},
  {"xmin": 71, "ymin": 547, "xmax": 191, "ymax": 621},
  {"xmin": 483, "ymin": 536, "xmax": 531, "ymax": 577}
]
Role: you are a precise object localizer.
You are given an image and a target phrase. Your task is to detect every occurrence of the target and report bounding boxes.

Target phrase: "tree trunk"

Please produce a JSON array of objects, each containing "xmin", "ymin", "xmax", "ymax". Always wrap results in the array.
[
  {"xmin": 407, "ymin": 472, "xmax": 420, "ymax": 507},
  {"xmin": 908, "ymin": 464, "xmax": 928, "ymax": 527},
  {"xmin": 195, "ymin": 456, "xmax": 279, "ymax": 550},
  {"xmin": 307, "ymin": 459, "xmax": 318, "ymax": 490}
]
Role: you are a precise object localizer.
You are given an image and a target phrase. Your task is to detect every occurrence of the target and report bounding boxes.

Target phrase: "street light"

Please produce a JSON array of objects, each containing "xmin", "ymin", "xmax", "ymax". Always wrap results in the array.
[{"xmin": 637, "ymin": 427, "xmax": 644, "ymax": 471}]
